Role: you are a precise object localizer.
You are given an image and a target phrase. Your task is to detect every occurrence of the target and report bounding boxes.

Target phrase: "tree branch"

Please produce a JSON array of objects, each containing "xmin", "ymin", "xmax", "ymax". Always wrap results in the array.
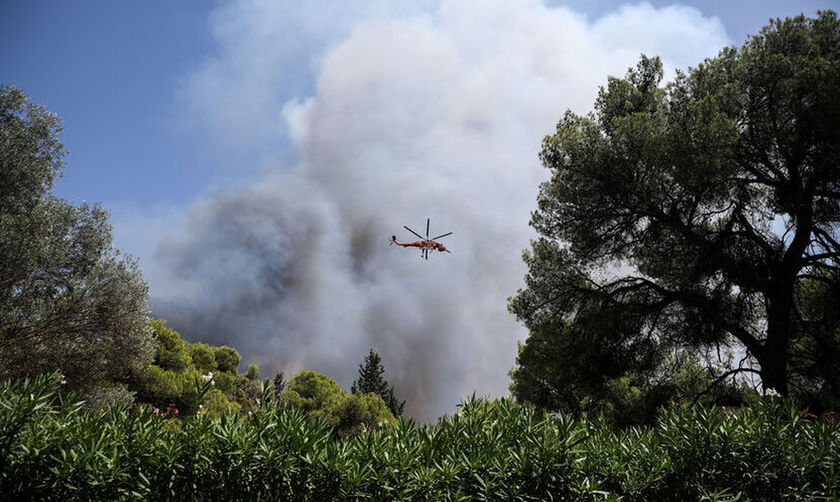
[{"xmin": 690, "ymin": 367, "xmax": 761, "ymax": 407}]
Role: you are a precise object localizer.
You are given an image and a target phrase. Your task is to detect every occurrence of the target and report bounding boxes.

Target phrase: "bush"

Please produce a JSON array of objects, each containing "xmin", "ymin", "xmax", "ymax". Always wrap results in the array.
[
  {"xmin": 282, "ymin": 370, "xmax": 351, "ymax": 428},
  {"xmin": 190, "ymin": 343, "xmax": 216, "ymax": 372},
  {"xmin": 281, "ymin": 370, "xmax": 395, "ymax": 436},
  {"xmin": 128, "ymin": 321, "xmax": 261, "ymax": 416},
  {"xmin": 202, "ymin": 388, "xmax": 241, "ymax": 418},
  {"xmin": 245, "ymin": 364, "xmax": 259, "ymax": 381},
  {"xmin": 1, "ymin": 375, "xmax": 838, "ymax": 500},
  {"xmin": 150, "ymin": 319, "xmax": 191, "ymax": 372},
  {"xmin": 338, "ymin": 393, "xmax": 395, "ymax": 438},
  {"xmin": 214, "ymin": 346, "xmax": 240, "ymax": 374}
]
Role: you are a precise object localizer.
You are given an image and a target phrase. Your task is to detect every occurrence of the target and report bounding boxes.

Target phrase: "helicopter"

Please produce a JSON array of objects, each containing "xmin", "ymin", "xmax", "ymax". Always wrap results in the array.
[{"xmin": 391, "ymin": 218, "xmax": 452, "ymax": 260}]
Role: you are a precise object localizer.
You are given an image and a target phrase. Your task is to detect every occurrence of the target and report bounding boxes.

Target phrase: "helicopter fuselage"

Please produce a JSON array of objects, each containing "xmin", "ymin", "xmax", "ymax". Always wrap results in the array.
[
  {"xmin": 391, "ymin": 219, "xmax": 452, "ymax": 259},
  {"xmin": 391, "ymin": 238, "xmax": 447, "ymax": 252}
]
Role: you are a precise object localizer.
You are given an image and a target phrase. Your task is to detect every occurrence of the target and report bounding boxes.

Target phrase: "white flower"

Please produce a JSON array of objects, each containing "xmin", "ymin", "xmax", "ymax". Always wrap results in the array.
[
  {"xmin": 199, "ymin": 404, "xmax": 203, "ymax": 409},
  {"xmin": 203, "ymin": 372, "xmax": 214, "ymax": 385},
  {"xmin": 766, "ymin": 388, "xmax": 780, "ymax": 398}
]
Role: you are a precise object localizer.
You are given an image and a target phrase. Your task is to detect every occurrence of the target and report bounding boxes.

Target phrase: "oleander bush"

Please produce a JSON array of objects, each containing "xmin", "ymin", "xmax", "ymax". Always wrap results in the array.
[{"xmin": 1, "ymin": 373, "xmax": 838, "ymax": 500}]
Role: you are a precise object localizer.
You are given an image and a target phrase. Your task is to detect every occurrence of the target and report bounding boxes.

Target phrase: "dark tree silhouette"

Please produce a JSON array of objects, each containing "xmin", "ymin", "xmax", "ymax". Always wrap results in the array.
[{"xmin": 510, "ymin": 12, "xmax": 840, "ymax": 415}]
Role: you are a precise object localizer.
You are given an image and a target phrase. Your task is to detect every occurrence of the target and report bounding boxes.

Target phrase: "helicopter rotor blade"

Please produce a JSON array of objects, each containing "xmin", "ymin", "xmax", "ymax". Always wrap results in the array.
[
  {"xmin": 404, "ymin": 226, "xmax": 424, "ymax": 240},
  {"xmin": 432, "ymin": 232, "xmax": 452, "ymax": 240},
  {"xmin": 426, "ymin": 218, "xmax": 430, "ymax": 239}
]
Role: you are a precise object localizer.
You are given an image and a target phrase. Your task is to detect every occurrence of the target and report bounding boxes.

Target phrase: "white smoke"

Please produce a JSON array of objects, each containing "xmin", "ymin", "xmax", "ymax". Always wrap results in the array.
[{"xmin": 144, "ymin": 0, "xmax": 729, "ymax": 420}]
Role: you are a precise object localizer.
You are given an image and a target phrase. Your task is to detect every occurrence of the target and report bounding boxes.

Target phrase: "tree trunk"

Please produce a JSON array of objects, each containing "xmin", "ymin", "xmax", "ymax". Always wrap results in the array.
[{"xmin": 760, "ymin": 285, "xmax": 794, "ymax": 395}]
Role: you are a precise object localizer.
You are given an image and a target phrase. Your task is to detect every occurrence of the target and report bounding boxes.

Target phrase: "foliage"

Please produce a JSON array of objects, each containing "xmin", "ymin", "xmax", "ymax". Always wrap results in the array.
[
  {"xmin": 510, "ymin": 319, "xmax": 751, "ymax": 425},
  {"xmin": 272, "ymin": 371, "xmax": 287, "ymax": 399},
  {"xmin": 149, "ymin": 319, "xmax": 190, "ymax": 372},
  {"xmin": 245, "ymin": 363, "xmax": 259, "ymax": 380},
  {"xmin": 203, "ymin": 388, "xmax": 241, "ymax": 417},
  {"xmin": 214, "ymin": 346, "xmax": 240, "ymax": 373},
  {"xmin": 282, "ymin": 369, "xmax": 395, "ymax": 437},
  {"xmin": 351, "ymin": 348, "xmax": 406, "ymax": 417},
  {"xmin": 189, "ymin": 343, "xmax": 216, "ymax": 372},
  {"xmin": 510, "ymin": 12, "xmax": 840, "ymax": 416},
  {"xmin": 1, "ymin": 374, "xmax": 839, "ymax": 500},
  {"xmin": 791, "ymin": 272, "xmax": 840, "ymax": 411},
  {"xmin": 130, "ymin": 320, "xmax": 258, "ymax": 418},
  {"xmin": 0, "ymin": 85, "xmax": 154, "ymax": 398}
]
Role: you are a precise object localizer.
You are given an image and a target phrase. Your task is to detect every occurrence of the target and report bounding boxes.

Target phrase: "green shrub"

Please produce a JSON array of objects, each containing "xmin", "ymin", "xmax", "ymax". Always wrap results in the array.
[
  {"xmin": 338, "ymin": 392, "xmax": 395, "ymax": 438},
  {"xmin": 245, "ymin": 364, "xmax": 259, "ymax": 380},
  {"xmin": 141, "ymin": 365, "xmax": 186, "ymax": 405},
  {"xmin": 281, "ymin": 370, "xmax": 395, "ymax": 436},
  {"xmin": 190, "ymin": 343, "xmax": 216, "ymax": 372},
  {"xmin": 214, "ymin": 346, "xmax": 240, "ymax": 374},
  {"xmin": 149, "ymin": 319, "xmax": 191, "ymax": 372},
  {"xmin": 2, "ymin": 375, "xmax": 838, "ymax": 500},
  {"xmin": 282, "ymin": 370, "xmax": 348, "ymax": 426},
  {"xmin": 210, "ymin": 370, "xmax": 236, "ymax": 394},
  {"xmin": 201, "ymin": 388, "xmax": 241, "ymax": 418},
  {"xmin": 128, "ymin": 321, "xmax": 261, "ymax": 416}
]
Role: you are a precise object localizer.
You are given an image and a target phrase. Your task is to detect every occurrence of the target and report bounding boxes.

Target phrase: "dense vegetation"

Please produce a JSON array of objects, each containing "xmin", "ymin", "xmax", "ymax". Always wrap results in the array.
[
  {"xmin": 129, "ymin": 319, "xmax": 261, "ymax": 418},
  {"xmin": 3, "ymin": 11, "xmax": 840, "ymax": 501},
  {"xmin": 1, "ymin": 374, "xmax": 838, "ymax": 500},
  {"xmin": 351, "ymin": 348, "xmax": 406, "ymax": 417},
  {"xmin": 0, "ymin": 85, "xmax": 153, "ymax": 406},
  {"xmin": 510, "ymin": 11, "xmax": 840, "ymax": 423},
  {"xmin": 281, "ymin": 369, "xmax": 396, "ymax": 438}
]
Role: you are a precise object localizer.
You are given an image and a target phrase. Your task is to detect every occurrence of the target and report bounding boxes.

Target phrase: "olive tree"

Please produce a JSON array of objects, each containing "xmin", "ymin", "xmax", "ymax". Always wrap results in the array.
[{"xmin": 0, "ymin": 85, "xmax": 154, "ymax": 396}]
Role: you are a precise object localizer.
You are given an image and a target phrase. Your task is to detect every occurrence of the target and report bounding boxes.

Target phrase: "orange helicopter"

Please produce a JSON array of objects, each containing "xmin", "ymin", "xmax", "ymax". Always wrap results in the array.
[{"xmin": 391, "ymin": 218, "xmax": 452, "ymax": 260}]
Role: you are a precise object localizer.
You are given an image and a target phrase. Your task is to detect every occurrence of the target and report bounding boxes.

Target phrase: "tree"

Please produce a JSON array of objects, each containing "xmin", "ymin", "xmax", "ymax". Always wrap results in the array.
[
  {"xmin": 789, "ymin": 271, "xmax": 840, "ymax": 409},
  {"xmin": 245, "ymin": 363, "xmax": 259, "ymax": 380},
  {"xmin": 214, "ymin": 346, "xmax": 241, "ymax": 373},
  {"xmin": 150, "ymin": 319, "xmax": 191, "ymax": 372},
  {"xmin": 282, "ymin": 369, "xmax": 395, "ymax": 436},
  {"xmin": 351, "ymin": 348, "xmax": 405, "ymax": 417},
  {"xmin": 509, "ymin": 319, "xmax": 749, "ymax": 425},
  {"xmin": 131, "ymin": 319, "xmax": 260, "ymax": 416},
  {"xmin": 190, "ymin": 343, "xmax": 216, "ymax": 372},
  {"xmin": 0, "ymin": 85, "xmax": 154, "ymax": 396},
  {"xmin": 510, "ymin": 13, "xmax": 840, "ymax": 415}
]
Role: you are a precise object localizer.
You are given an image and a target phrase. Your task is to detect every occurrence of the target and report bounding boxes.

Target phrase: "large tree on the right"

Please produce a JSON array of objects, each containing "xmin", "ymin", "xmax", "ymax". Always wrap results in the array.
[{"xmin": 509, "ymin": 12, "xmax": 840, "ymax": 415}]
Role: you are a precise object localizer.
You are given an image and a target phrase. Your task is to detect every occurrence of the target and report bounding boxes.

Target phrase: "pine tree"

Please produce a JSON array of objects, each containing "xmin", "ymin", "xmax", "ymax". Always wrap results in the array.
[{"xmin": 351, "ymin": 349, "xmax": 405, "ymax": 417}]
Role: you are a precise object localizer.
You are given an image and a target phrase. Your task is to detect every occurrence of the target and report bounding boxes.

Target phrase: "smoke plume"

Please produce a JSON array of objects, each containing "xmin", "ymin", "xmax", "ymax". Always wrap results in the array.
[{"xmin": 148, "ymin": 0, "xmax": 729, "ymax": 420}]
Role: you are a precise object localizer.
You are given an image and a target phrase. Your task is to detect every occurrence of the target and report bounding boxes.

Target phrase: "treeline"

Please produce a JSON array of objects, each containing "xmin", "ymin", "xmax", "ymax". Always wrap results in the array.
[
  {"xmin": 135, "ymin": 319, "xmax": 402, "ymax": 436},
  {"xmin": 0, "ymin": 83, "xmax": 404, "ymax": 434}
]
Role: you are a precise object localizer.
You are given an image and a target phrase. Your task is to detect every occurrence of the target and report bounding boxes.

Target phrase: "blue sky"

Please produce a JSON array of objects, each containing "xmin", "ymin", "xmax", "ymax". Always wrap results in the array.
[
  {"xmin": 2, "ymin": 1, "xmax": 837, "ymax": 419},
  {"xmin": 1, "ymin": 1, "xmax": 217, "ymax": 205},
  {"xmin": 1, "ymin": 1, "xmax": 832, "ymax": 209}
]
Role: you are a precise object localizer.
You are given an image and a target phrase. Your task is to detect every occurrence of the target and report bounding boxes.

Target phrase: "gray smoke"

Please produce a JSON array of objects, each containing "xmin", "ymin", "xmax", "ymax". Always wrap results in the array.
[{"xmin": 142, "ymin": 0, "xmax": 729, "ymax": 420}]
